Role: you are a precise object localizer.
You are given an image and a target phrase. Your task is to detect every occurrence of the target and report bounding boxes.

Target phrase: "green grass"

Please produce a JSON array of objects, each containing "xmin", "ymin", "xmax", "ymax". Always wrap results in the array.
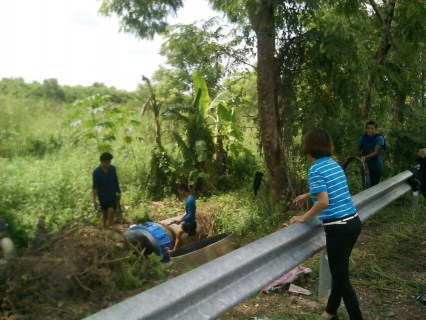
[
  {"xmin": 0, "ymin": 94, "xmax": 275, "ymax": 248},
  {"xmin": 2, "ymin": 91, "xmax": 425, "ymax": 320},
  {"xmin": 0, "ymin": 143, "xmax": 152, "ymax": 246},
  {"xmin": 0, "ymin": 96, "xmax": 66, "ymax": 157}
]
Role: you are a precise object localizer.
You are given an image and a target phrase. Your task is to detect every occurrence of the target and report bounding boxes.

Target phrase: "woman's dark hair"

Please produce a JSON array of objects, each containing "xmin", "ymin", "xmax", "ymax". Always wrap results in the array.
[
  {"xmin": 303, "ymin": 129, "xmax": 333, "ymax": 159},
  {"xmin": 177, "ymin": 183, "xmax": 189, "ymax": 192},
  {"xmin": 100, "ymin": 152, "xmax": 113, "ymax": 162},
  {"xmin": 365, "ymin": 120, "xmax": 377, "ymax": 129}
]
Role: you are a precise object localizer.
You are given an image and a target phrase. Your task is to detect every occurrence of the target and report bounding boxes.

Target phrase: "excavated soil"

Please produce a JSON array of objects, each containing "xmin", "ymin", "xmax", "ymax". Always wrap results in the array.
[
  {"xmin": 0, "ymin": 211, "xmax": 425, "ymax": 320},
  {"xmin": 0, "ymin": 210, "xmax": 214, "ymax": 320},
  {"xmin": 0, "ymin": 219, "xmax": 136, "ymax": 319}
]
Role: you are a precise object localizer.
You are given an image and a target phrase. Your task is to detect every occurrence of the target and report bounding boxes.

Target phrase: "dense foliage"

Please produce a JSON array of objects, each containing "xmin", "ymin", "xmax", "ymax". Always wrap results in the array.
[
  {"xmin": 1, "ymin": 0, "xmax": 426, "ymax": 245},
  {"xmin": 100, "ymin": 0, "xmax": 426, "ymax": 206}
]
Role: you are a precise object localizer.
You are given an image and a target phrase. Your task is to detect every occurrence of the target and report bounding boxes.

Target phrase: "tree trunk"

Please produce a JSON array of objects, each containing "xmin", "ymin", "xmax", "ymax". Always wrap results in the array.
[
  {"xmin": 143, "ymin": 77, "xmax": 163, "ymax": 148},
  {"xmin": 361, "ymin": 0, "xmax": 397, "ymax": 119},
  {"xmin": 253, "ymin": 0, "xmax": 288, "ymax": 207},
  {"xmin": 393, "ymin": 92, "xmax": 406, "ymax": 123},
  {"xmin": 361, "ymin": 74, "xmax": 373, "ymax": 120},
  {"xmin": 154, "ymin": 109, "xmax": 162, "ymax": 149},
  {"xmin": 213, "ymin": 135, "xmax": 227, "ymax": 174},
  {"xmin": 422, "ymin": 73, "xmax": 426, "ymax": 109},
  {"xmin": 409, "ymin": 97, "xmax": 418, "ymax": 110},
  {"xmin": 213, "ymin": 118, "xmax": 227, "ymax": 173}
]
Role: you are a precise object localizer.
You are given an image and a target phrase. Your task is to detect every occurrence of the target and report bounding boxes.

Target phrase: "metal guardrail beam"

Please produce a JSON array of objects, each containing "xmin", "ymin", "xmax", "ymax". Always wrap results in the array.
[
  {"xmin": 352, "ymin": 170, "xmax": 412, "ymax": 223},
  {"xmin": 84, "ymin": 171, "xmax": 413, "ymax": 320}
]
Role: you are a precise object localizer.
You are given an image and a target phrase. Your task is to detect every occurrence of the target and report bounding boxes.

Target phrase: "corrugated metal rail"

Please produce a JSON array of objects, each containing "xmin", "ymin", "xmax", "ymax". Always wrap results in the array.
[{"xmin": 84, "ymin": 170, "xmax": 413, "ymax": 320}]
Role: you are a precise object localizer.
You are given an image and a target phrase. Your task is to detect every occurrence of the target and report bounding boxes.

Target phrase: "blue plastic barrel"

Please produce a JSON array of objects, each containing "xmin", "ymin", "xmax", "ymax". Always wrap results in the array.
[{"xmin": 128, "ymin": 222, "xmax": 172, "ymax": 262}]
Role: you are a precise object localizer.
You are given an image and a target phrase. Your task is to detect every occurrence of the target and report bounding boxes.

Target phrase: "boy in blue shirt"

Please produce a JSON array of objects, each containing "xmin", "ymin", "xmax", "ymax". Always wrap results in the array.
[
  {"xmin": 166, "ymin": 183, "xmax": 196, "ymax": 252},
  {"xmin": 351, "ymin": 121, "xmax": 386, "ymax": 187},
  {"xmin": 92, "ymin": 152, "xmax": 121, "ymax": 228}
]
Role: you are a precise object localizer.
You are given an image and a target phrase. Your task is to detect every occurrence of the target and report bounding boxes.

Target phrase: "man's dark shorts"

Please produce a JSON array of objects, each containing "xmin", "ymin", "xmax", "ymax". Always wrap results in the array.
[
  {"xmin": 182, "ymin": 222, "xmax": 197, "ymax": 237},
  {"xmin": 100, "ymin": 200, "xmax": 117, "ymax": 211}
]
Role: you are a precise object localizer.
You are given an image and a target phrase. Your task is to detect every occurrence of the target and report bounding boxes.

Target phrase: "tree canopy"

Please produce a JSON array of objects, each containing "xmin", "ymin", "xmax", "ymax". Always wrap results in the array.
[{"xmin": 97, "ymin": 0, "xmax": 426, "ymax": 206}]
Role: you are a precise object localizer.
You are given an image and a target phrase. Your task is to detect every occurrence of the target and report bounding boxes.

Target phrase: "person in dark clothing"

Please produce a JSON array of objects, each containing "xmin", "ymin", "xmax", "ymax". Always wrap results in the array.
[
  {"xmin": 253, "ymin": 172, "xmax": 264, "ymax": 196},
  {"xmin": 349, "ymin": 121, "xmax": 386, "ymax": 187},
  {"xmin": 166, "ymin": 183, "xmax": 196, "ymax": 252},
  {"xmin": 291, "ymin": 129, "xmax": 363, "ymax": 320},
  {"xmin": 92, "ymin": 152, "xmax": 121, "ymax": 228}
]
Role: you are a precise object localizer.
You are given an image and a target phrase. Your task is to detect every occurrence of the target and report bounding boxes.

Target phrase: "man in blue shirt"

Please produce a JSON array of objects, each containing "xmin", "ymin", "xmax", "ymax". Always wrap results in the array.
[
  {"xmin": 92, "ymin": 152, "xmax": 121, "ymax": 228},
  {"xmin": 166, "ymin": 183, "xmax": 196, "ymax": 252},
  {"xmin": 351, "ymin": 121, "xmax": 386, "ymax": 187}
]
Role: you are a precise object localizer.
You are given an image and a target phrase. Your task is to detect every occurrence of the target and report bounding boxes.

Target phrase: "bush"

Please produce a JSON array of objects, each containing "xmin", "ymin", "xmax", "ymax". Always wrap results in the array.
[{"xmin": 147, "ymin": 146, "xmax": 175, "ymax": 200}]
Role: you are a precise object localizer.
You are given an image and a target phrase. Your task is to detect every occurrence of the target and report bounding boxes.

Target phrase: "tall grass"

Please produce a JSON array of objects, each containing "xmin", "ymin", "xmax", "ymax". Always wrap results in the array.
[
  {"xmin": 0, "ymin": 94, "xmax": 275, "ymax": 247},
  {"xmin": 0, "ymin": 96, "xmax": 66, "ymax": 157},
  {"xmin": 0, "ymin": 93, "xmax": 156, "ymax": 236},
  {"xmin": 0, "ymin": 137, "xmax": 153, "ymax": 247}
]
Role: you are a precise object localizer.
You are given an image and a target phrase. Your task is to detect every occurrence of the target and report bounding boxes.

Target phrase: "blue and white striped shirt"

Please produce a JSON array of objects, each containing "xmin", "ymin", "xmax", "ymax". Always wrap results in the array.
[{"xmin": 308, "ymin": 157, "xmax": 356, "ymax": 220}]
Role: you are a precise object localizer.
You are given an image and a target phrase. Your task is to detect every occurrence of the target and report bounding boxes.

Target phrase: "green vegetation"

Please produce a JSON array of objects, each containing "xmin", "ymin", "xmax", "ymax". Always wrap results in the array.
[
  {"xmin": 1, "ymin": 72, "xmax": 423, "ymax": 318},
  {"xmin": 101, "ymin": 0, "xmax": 426, "ymax": 206},
  {"xmin": 3, "ymin": 0, "xmax": 426, "ymax": 239},
  {"xmin": 0, "ymin": 76, "xmax": 272, "ymax": 247},
  {"xmin": 1, "ymin": 1, "xmax": 426, "ymax": 317}
]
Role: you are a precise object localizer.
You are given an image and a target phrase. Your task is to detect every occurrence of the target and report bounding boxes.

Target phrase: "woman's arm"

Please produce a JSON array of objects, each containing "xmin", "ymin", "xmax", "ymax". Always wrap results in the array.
[
  {"xmin": 290, "ymin": 191, "xmax": 329, "ymax": 224},
  {"xmin": 293, "ymin": 193, "xmax": 311, "ymax": 208}
]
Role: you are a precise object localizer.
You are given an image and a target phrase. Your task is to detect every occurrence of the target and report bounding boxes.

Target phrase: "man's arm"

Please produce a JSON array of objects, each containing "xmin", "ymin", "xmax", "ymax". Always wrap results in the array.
[
  {"xmin": 92, "ymin": 170, "xmax": 99, "ymax": 209},
  {"xmin": 176, "ymin": 214, "xmax": 185, "ymax": 224},
  {"xmin": 114, "ymin": 167, "xmax": 121, "ymax": 199},
  {"xmin": 92, "ymin": 189, "xmax": 98, "ymax": 209},
  {"xmin": 362, "ymin": 145, "xmax": 382, "ymax": 160},
  {"xmin": 182, "ymin": 198, "xmax": 196, "ymax": 223}
]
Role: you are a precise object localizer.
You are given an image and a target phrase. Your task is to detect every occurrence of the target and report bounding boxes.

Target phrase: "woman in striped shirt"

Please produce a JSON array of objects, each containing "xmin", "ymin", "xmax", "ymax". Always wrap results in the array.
[{"xmin": 290, "ymin": 129, "xmax": 363, "ymax": 320}]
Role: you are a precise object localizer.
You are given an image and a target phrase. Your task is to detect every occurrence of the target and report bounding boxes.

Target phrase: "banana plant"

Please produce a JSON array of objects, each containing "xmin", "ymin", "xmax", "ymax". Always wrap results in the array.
[
  {"xmin": 140, "ymin": 75, "xmax": 163, "ymax": 148},
  {"xmin": 193, "ymin": 70, "xmax": 252, "ymax": 172},
  {"xmin": 140, "ymin": 75, "xmax": 175, "ymax": 198},
  {"xmin": 164, "ymin": 70, "xmax": 252, "ymax": 189},
  {"xmin": 206, "ymin": 91, "xmax": 252, "ymax": 172},
  {"xmin": 164, "ymin": 84, "xmax": 214, "ymax": 189}
]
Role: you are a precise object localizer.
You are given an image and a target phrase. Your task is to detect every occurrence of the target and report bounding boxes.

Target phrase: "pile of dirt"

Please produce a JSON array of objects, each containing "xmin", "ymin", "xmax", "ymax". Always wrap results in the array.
[
  {"xmin": 195, "ymin": 211, "xmax": 213, "ymax": 236},
  {"xmin": 0, "ymin": 219, "xmax": 139, "ymax": 320},
  {"xmin": 0, "ymin": 209, "xmax": 215, "ymax": 320}
]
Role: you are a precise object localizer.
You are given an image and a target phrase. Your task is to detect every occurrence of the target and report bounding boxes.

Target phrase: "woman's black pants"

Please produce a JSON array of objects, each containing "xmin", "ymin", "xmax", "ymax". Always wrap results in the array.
[{"xmin": 324, "ymin": 215, "xmax": 363, "ymax": 320}]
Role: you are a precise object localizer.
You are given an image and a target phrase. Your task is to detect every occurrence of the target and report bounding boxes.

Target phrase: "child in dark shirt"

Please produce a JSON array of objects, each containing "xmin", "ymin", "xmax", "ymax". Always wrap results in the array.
[
  {"xmin": 92, "ymin": 152, "xmax": 121, "ymax": 228},
  {"xmin": 350, "ymin": 121, "xmax": 386, "ymax": 186},
  {"xmin": 166, "ymin": 183, "xmax": 196, "ymax": 252}
]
